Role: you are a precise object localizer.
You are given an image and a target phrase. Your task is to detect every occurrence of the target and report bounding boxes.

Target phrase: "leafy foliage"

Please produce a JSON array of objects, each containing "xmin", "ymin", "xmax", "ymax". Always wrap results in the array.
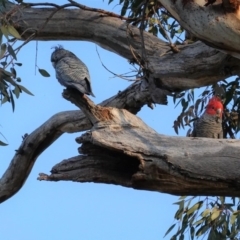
[
  {"xmin": 0, "ymin": 1, "xmax": 239, "ymax": 239},
  {"xmin": 173, "ymin": 78, "xmax": 240, "ymax": 138},
  {"xmin": 0, "ymin": 10, "xmax": 33, "ymax": 111},
  {"xmin": 105, "ymin": 2, "xmax": 240, "ymax": 240},
  {"xmin": 165, "ymin": 196, "xmax": 240, "ymax": 240},
  {"xmin": 0, "ymin": 1, "xmax": 50, "ymax": 146},
  {"xmin": 0, "ymin": 130, "xmax": 7, "ymax": 146},
  {"xmin": 108, "ymin": 0, "xmax": 184, "ymax": 42},
  {"xmin": 0, "ymin": 1, "xmax": 51, "ymax": 110}
]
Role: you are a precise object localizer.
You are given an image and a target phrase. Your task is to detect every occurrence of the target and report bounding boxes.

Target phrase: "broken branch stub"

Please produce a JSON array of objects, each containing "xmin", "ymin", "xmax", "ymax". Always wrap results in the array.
[
  {"xmin": 40, "ymin": 109, "xmax": 240, "ymax": 196},
  {"xmin": 58, "ymin": 88, "xmax": 240, "ymax": 197}
]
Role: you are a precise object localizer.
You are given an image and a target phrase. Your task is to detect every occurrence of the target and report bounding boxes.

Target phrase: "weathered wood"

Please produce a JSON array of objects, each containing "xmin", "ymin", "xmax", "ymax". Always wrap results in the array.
[
  {"xmin": 38, "ymin": 100, "xmax": 240, "ymax": 196},
  {"xmin": 0, "ymin": 81, "xmax": 154, "ymax": 203},
  {"xmin": 159, "ymin": 0, "xmax": 240, "ymax": 58},
  {"xmin": 4, "ymin": 2, "xmax": 240, "ymax": 91},
  {"xmin": 2, "ymin": 0, "xmax": 240, "ymax": 203}
]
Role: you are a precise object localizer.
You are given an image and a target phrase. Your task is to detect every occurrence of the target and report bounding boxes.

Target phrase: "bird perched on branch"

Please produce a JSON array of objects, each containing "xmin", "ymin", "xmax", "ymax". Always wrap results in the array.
[
  {"xmin": 51, "ymin": 46, "xmax": 95, "ymax": 97},
  {"xmin": 192, "ymin": 96, "xmax": 224, "ymax": 138}
]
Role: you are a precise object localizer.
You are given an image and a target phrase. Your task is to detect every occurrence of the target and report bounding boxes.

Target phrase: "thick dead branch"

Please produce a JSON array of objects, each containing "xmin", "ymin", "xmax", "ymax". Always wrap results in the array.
[
  {"xmin": 159, "ymin": 0, "xmax": 240, "ymax": 58},
  {"xmin": 5, "ymin": 3, "xmax": 240, "ymax": 91},
  {"xmin": 3, "ymin": 0, "xmax": 240, "ymax": 202},
  {"xmin": 0, "ymin": 81, "xmax": 155, "ymax": 204},
  {"xmin": 39, "ymin": 100, "xmax": 240, "ymax": 196}
]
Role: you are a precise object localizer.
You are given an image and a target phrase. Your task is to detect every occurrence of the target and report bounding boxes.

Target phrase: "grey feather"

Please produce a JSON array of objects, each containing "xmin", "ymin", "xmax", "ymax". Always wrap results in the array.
[
  {"xmin": 51, "ymin": 46, "xmax": 95, "ymax": 97},
  {"xmin": 192, "ymin": 114, "xmax": 223, "ymax": 138}
]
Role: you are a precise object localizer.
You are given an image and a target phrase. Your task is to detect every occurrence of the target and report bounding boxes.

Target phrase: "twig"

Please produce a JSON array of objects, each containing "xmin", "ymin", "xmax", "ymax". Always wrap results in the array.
[
  {"xmin": 95, "ymin": 46, "xmax": 140, "ymax": 81},
  {"xmin": 24, "ymin": 2, "xmax": 61, "ymax": 8},
  {"xmin": 68, "ymin": 0, "xmax": 138, "ymax": 22},
  {"xmin": 154, "ymin": 6, "xmax": 180, "ymax": 53},
  {"xmin": 139, "ymin": 0, "xmax": 148, "ymax": 67}
]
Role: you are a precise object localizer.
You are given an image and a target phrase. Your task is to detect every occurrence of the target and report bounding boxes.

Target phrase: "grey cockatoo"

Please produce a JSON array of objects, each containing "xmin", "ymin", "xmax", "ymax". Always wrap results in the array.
[
  {"xmin": 51, "ymin": 46, "xmax": 95, "ymax": 97},
  {"xmin": 192, "ymin": 96, "xmax": 224, "ymax": 138}
]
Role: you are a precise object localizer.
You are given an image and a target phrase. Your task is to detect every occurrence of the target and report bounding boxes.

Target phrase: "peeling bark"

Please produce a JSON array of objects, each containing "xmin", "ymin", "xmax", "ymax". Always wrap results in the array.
[
  {"xmin": 39, "ymin": 89, "xmax": 240, "ymax": 197},
  {"xmin": 2, "ymin": 0, "xmax": 240, "ymax": 203},
  {"xmin": 159, "ymin": 0, "xmax": 240, "ymax": 58},
  {"xmin": 3, "ymin": 2, "xmax": 240, "ymax": 91},
  {"xmin": 0, "ymin": 81, "xmax": 155, "ymax": 203}
]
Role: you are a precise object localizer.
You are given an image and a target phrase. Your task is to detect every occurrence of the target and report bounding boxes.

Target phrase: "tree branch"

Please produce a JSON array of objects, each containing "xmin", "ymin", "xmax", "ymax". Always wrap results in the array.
[
  {"xmin": 2, "ymin": 0, "xmax": 240, "ymax": 203},
  {"xmin": 6, "ymin": 3, "xmax": 240, "ymax": 91},
  {"xmin": 158, "ymin": 0, "xmax": 240, "ymax": 58},
  {"xmin": 38, "ymin": 95, "xmax": 240, "ymax": 197},
  {"xmin": 0, "ymin": 81, "xmax": 157, "ymax": 204}
]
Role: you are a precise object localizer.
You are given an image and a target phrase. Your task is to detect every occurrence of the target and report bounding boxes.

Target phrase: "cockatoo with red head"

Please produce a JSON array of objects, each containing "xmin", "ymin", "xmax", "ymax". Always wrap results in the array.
[{"xmin": 192, "ymin": 96, "xmax": 224, "ymax": 138}]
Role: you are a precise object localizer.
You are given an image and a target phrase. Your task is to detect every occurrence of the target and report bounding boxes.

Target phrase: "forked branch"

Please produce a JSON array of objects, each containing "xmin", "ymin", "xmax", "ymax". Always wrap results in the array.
[{"xmin": 39, "ymin": 88, "xmax": 240, "ymax": 196}]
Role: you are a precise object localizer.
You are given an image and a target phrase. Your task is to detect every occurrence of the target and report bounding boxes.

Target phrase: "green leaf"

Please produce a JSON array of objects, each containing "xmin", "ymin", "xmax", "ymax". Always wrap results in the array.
[
  {"xmin": 220, "ymin": 196, "xmax": 225, "ymax": 204},
  {"xmin": 148, "ymin": 25, "xmax": 158, "ymax": 36},
  {"xmin": 10, "ymin": 67, "xmax": 17, "ymax": 78},
  {"xmin": 173, "ymin": 201, "xmax": 182, "ymax": 205},
  {"xmin": 1, "ymin": 61, "xmax": 7, "ymax": 66},
  {"xmin": 3, "ymin": 74, "xmax": 16, "ymax": 86},
  {"xmin": 201, "ymin": 209, "xmax": 211, "ymax": 217},
  {"xmin": 196, "ymin": 224, "xmax": 209, "ymax": 237},
  {"xmin": 7, "ymin": 44, "xmax": 17, "ymax": 60},
  {"xmin": 1, "ymin": 95, "xmax": 9, "ymax": 104},
  {"xmin": 186, "ymin": 197, "xmax": 195, "ymax": 209},
  {"xmin": 170, "ymin": 28, "xmax": 175, "ymax": 39},
  {"xmin": 9, "ymin": 89, "xmax": 15, "ymax": 111},
  {"xmin": 233, "ymin": 210, "xmax": 240, "ymax": 215},
  {"xmin": 211, "ymin": 210, "xmax": 220, "ymax": 221},
  {"xmin": 38, "ymin": 68, "xmax": 50, "ymax": 77},
  {"xmin": 181, "ymin": 214, "xmax": 189, "ymax": 234},
  {"xmin": 187, "ymin": 201, "xmax": 203, "ymax": 216},
  {"xmin": 0, "ymin": 25, "xmax": 9, "ymax": 39},
  {"xmin": 121, "ymin": 0, "xmax": 129, "ymax": 16},
  {"xmin": 0, "ymin": 28, "xmax": 2, "ymax": 45},
  {"xmin": 7, "ymin": 25, "xmax": 21, "ymax": 39},
  {"xmin": 231, "ymin": 212, "xmax": 238, "ymax": 224},
  {"xmin": 179, "ymin": 196, "xmax": 187, "ymax": 200},
  {"xmin": 17, "ymin": 84, "xmax": 34, "ymax": 96},
  {"xmin": 179, "ymin": 234, "xmax": 184, "ymax": 240},
  {"xmin": 0, "ymin": 140, "xmax": 8, "ymax": 146},
  {"xmin": 13, "ymin": 86, "xmax": 20, "ymax": 98},
  {"xmin": 181, "ymin": 98, "xmax": 188, "ymax": 112},
  {"xmin": 193, "ymin": 218, "xmax": 205, "ymax": 226},
  {"xmin": 0, "ymin": 43, "xmax": 6, "ymax": 59},
  {"xmin": 15, "ymin": 62, "xmax": 22, "ymax": 66},
  {"xmin": 164, "ymin": 223, "xmax": 176, "ymax": 238},
  {"xmin": 190, "ymin": 226, "xmax": 195, "ymax": 240},
  {"xmin": 174, "ymin": 200, "xmax": 184, "ymax": 220}
]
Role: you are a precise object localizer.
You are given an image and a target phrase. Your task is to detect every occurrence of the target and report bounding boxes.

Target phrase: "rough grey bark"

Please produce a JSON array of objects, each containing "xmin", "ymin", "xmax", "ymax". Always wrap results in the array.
[
  {"xmin": 38, "ymin": 89, "xmax": 240, "ymax": 197},
  {"xmin": 158, "ymin": 0, "xmax": 240, "ymax": 58},
  {"xmin": 1, "ymin": 1, "xmax": 240, "ymax": 203},
  {"xmin": 0, "ymin": 81, "xmax": 159, "ymax": 203},
  {"xmin": 5, "ymin": 2, "xmax": 240, "ymax": 91}
]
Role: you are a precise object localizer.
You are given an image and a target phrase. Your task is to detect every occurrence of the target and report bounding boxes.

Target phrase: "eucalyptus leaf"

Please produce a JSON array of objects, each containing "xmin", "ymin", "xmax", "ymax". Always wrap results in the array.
[{"xmin": 38, "ymin": 68, "xmax": 50, "ymax": 77}]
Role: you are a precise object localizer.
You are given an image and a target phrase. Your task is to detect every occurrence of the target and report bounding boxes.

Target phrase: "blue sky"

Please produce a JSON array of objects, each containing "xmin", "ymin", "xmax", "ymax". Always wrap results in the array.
[{"xmin": 0, "ymin": 1, "xmax": 199, "ymax": 239}]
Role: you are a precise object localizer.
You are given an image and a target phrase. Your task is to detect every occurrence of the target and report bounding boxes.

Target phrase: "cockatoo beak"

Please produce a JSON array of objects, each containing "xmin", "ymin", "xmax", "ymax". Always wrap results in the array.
[{"xmin": 216, "ymin": 108, "xmax": 222, "ymax": 114}]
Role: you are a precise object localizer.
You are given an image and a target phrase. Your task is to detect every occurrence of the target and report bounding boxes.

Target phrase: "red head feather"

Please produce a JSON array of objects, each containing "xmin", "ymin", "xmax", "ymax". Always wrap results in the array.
[{"xmin": 205, "ymin": 96, "xmax": 223, "ymax": 117}]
